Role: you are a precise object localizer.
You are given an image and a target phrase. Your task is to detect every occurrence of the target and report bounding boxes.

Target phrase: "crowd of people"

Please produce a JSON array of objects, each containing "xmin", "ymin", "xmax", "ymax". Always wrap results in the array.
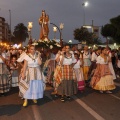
[{"xmin": 0, "ymin": 44, "xmax": 120, "ymax": 107}]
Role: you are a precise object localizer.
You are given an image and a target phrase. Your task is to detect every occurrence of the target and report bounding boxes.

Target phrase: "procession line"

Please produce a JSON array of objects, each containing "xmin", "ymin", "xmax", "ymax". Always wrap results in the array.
[
  {"xmin": 72, "ymin": 96, "xmax": 105, "ymax": 120},
  {"xmin": 32, "ymin": 105, "xmax": 43, "ymax": 120}
]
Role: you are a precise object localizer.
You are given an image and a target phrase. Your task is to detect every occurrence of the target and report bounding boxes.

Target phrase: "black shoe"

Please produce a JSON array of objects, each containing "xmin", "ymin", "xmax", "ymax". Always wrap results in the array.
[
  {"xmin": 66, "ymin": 96, "xmax": 71, "ymax": 100},
  {"xmin": 54, "ymin": 94, "xmax": 58, "ymax": 98},
  {"xmin": 0, "ymin": 93, "xmax": 5, "ymax": 96},
  {"xmin": 60, "ymin": 97, "xmax": 65, "ymax": 102}
]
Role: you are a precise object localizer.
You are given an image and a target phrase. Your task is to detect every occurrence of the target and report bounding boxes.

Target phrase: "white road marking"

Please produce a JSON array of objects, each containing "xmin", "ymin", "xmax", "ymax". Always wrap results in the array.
[
  {"xmin": 32, "ymin": 105, "xmax": 43, "ymax": 120},
  {"xmin": 109, "ymin": 94, "xmax": 120, "ymax": 100},
  {"xmin": 72, "ymin": 96, "xmax": 105, "ymax": 120},
  {"xmin": 108, "ymin": 82, "xmax": 120, "ymax": 100}
]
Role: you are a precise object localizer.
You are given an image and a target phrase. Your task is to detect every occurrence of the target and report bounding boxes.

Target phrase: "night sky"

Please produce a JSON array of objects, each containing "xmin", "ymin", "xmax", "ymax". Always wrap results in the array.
[{"xmin": 0, "ymin": 0, "xmax": 120, "ymax": 44}]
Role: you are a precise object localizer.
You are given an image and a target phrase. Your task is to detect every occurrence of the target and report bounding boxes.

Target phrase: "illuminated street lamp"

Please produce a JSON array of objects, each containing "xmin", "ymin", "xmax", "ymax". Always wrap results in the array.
[
  {"xmin": 82, "ymin": 1, "xmax": 89, "ymax": 25},
  {"xmin": 68, "ymin": 40, "xmax": 72, "ymax": 48},
  {"xmin": 60, "ymin": 23, "xmax": 64, "ymax": 39},
  {"xmin": 68, "ymin": 40, "xmax": 72, "ymax": 44},
  {"xmin": 60, "ymin": 23, "xmax": 64, "ymax": 45},
  {"xmin": 114, "ymin": 43, "xmax": 116, "ymax": 49},
  {"xmin": 53, "ymin": 26, "xmax": 57, "ymax": 40},
  {"xmin": 82, "ymin": 1, "xmax": 88, "ymax": 7},
  {"xmin": 28, "ymin": 22, "xmax": 33, "ymax": 44}
]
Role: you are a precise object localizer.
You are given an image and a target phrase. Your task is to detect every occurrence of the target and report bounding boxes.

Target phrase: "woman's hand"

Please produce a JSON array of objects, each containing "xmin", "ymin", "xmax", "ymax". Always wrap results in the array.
[{"xmin": 21, "ymin": 73, "xmax": 26, "ymax": 80}]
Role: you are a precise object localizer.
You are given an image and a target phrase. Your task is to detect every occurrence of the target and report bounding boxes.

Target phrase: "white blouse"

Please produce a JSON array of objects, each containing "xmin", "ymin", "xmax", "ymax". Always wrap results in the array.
[
  {"xmin": 24, "ymin": 55, "xmax": 40, "ymax": 67},
  {"xmin": 0, "ymin": 52, "xmax": 6, "ymax": 63},
  {"xmin": 80, "ymin": 51, "xmax": 91, "ymax": 59},
  {"xmin": 60, "ymin": 55, "xmax": 76, "ymax": 65},
  {"xmin": 17, "ymin": 52, "xmax": 26, "ymax": 62},
  {"xmin": 91, "ymin": 52, "xmax": 98, "ymax": 62},
  {"xmin": 96, "ymin": 56, "xmax": 108, "ymax": 64},
  {"xmin": 73, "ymin": 60, "xmax": 81, "ymax": 69}
]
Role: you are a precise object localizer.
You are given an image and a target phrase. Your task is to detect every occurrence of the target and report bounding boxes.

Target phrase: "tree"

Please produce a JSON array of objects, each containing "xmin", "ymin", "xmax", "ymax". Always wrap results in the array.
[
  {"xmin": 101, "ymin": 24, "xmax": 116, "ymax": 38},
  {"xmin": 101, "ymin": 24, "xmax": 116, "ymax": 46},
  {"xmin": 101, "ymin": 15, "xmax": 120, "ymax": 44},
  {"xmin": 73, "ymin": 27, "xmax": 93, "ymax": 44},
  {"xmin": 110, "ymin": 15, "xmax": 120, "ymax": 43},
  {"xmin": 13, "ymin": 23, "xmax": 28, "ymax": 44},
  {"xmin": 93, "ymin": 37, "xmax": 102, "ymax": 45}
]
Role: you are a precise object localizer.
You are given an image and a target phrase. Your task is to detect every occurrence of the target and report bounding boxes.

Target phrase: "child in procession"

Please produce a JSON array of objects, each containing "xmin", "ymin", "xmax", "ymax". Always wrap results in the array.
[{"xmin": 73, "ymin": 53, "xmax": 85, "ymax": 92}]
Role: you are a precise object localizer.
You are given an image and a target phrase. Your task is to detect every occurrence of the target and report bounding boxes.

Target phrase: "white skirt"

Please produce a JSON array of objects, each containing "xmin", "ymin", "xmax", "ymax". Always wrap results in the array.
[
  {"xmin": 109, "ymin": 62, "xmax": 116, "ymax": 80},
  {"xmin": 24, "ymin": 80, "xmax": 44, "ymax": 99}
]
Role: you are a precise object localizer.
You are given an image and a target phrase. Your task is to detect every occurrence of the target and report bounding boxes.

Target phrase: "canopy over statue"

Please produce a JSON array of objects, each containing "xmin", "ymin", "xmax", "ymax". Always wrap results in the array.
[{"xmin": 39, "ymin": 10, "xmax": 49, "ymax": 40}]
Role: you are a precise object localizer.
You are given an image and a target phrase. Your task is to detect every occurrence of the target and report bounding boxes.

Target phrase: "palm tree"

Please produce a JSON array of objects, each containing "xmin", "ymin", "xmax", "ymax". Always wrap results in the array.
[{"xmin": 13, "ymin": 23, "xmax": 28, "ymax": 44}]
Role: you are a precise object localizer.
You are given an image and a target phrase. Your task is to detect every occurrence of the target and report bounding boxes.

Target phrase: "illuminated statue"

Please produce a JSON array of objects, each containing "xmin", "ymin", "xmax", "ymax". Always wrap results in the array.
[{"xmin": 39, "ymin": 10, "xmax": 49, "ymax": 40}]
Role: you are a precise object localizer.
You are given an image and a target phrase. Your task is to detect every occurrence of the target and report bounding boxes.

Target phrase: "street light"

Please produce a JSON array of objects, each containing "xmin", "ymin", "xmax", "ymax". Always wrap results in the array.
[
  {"xmin": 114, "ymin": 43, "xmax": 116, "ymax": 49},
  {"xmin": 50, "ymin": 23, "xmax": 64, "ymax": 46},
  {"xmin": 59, "ymin": 23, "xmax": 64, "ymax": 43},
  {"xmin": 53, "ymin": 26, "xmax": 57, "ymax": 40},
  {"xmin": 82, "ymin": 1, "xmax": 89, "ymax": 25},
  {"xmin": 68, "ymin": 40, "xmax": 72, "ymax": 48},
  {"xmin": 68, "ymin": 40, "xmax": 72, "ymax": 44},
  {"xmin": 28, "ymin": 22, "xmax": 33, "ymax": 44}
]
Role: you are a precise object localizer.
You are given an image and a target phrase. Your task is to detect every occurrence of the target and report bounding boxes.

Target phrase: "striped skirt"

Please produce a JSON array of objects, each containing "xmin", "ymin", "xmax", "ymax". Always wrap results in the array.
[
  {"xmin": 19, "ymin": 67, "xmax": 45, "ymax": 98},
  {"xmin": 0, "ymin": 63, "xmax": 11, "ymax": 93},
  {"xmin": 57, "ymin": 65, "xmax": 77, "ymax": 96}
]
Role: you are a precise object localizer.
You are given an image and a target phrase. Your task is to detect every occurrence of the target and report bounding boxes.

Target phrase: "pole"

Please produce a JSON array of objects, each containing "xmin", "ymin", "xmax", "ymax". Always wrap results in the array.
[
  {"xmin": 50, "ymin": 23, "xmax": 63, "ymax": 46},
  {"xmin": 92, "ymin": 20, "xmax": 94, "ymax": 33},
  {"xmin": 9, "ymin": 10, "xmax": 11, "ymax": 44},
  {"xmin": 82, "ymin": 3, "xmax": 86, "ymax": 25},
  {"xmin": 83, "ymin": 7, "xmax": 85, "ymax": 25}
]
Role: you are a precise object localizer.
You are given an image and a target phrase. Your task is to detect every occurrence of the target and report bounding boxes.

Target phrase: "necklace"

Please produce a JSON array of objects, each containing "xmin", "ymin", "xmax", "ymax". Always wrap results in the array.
[
  {"xmin": 84, "ymin": 51, "xmax": 89, "ymax": 56},
  {"xmin": 28, "ymin": 52, "xmax": 38, "ymax": 62},
  {"xmin": 65, "ymin": 53, "xmax": 72, "ymax": 59}
]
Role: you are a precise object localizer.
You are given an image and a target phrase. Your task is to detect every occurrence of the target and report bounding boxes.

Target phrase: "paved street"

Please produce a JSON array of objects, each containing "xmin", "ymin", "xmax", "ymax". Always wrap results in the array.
[{"xmin": 0, "ymin": 80, "xmax": 120, "ymax": 120}]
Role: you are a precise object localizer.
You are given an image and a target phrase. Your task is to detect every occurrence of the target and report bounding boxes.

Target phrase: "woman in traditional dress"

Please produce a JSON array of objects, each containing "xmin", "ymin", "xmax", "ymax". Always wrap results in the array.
[
  {"xmin": 107, "ymin": 48, "xmax": 116, "ymax": 80},
  {"xmin": 90, "ymin": 47, "xmax": 116, "ymax": 93},
  {"xmin": 57, "ymin": 45, "xmax": 77, "ymax": 101},
  {"xmin": 53, "ymin": 47, "xmax": 65, "ymax": 96},
  {"xmin": 88, "ymin": 47, "xmax": 101, "ymax": 77},
  {"xmin": 73, "ymin": 53, "xmax": 85, "ymax": 92},
  {"xmin": 0, "ymin": 47, "xmax": 11, "ymax": 95},
  {"xmin": 80, "ymin": 46, "xmax": 91, "ymax": 82},
  {"xmin": 19, "ymin": 45, "xmax": 45, "ymax": 107},
  {"xmin": 10, "ymin": 56, "xmax": 19, "ymax": 87},
  {"xmin": 46, "ymin": 50, "xmax": 56, "ymax": 85}
]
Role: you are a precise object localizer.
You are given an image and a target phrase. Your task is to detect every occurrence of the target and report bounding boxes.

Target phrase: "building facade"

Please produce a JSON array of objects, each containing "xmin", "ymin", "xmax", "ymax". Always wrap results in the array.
[{"xmin": 0, "ymin": 17, "xmax": 10, "ymax": 42}]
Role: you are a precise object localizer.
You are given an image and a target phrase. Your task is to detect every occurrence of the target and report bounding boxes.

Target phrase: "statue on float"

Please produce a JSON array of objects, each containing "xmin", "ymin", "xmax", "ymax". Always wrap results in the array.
[{"xmin": 39, "ymin": 10, "xmax": 49, "ymax": 40}]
